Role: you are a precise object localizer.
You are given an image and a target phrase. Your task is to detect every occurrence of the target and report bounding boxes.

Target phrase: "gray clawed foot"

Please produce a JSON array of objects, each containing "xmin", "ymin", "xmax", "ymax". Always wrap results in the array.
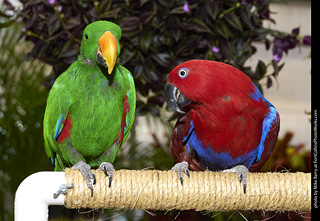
[
  {"xmin": 99, "ymin": 162, "xmax": 114, "ymax": 188},
  {"xmin": 172, "ymin": 161, "xmax": 190, "ymax": 185},
  {"xmin": 71, "ymin": 161, "xmax": 115, "ymax": 196},
  {"xmin": 71, "ymin": 161, "xmax": 96, "ymax": 196},
  {"xmin": 223, "ymin": 165, "xmax": 248, "ymax": 194}
]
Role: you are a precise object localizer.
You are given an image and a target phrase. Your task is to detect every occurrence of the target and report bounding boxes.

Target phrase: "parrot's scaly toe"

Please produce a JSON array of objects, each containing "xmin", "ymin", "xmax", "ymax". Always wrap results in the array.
[
  {"xmin": 99, "ymin": 162, "xmax": 114, "ymax": 187},
  {"xmin": 223, "ymin": 165, "xmax": 248, "ymax": 194},
  {"xmin": 171, "ymin": 161, "xmax": 190, "ymax": 185},
  {"xmin": 71, "ymin": 161, "xmax": 96, "ymax": 196}
]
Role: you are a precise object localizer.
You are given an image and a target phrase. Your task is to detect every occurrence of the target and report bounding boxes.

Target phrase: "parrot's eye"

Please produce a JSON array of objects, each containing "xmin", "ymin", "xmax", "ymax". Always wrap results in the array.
[
  {"xmin": 178, "ymin": 68, "xmax": 189, "ymax": 79},
  {"xmin": 85, "ymin": 34, "xmax": 89, "ymax": 40}
]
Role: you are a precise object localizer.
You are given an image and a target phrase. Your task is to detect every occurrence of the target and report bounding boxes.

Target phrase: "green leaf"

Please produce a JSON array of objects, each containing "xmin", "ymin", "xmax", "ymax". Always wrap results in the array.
[
  {"xmin": 64, "ymin": 16, "xmax": 81, "ymax": 30},
  {"xmin": 58, "ymin": 43, "xmax": 79, "ymax": 59},
  {"xmin": 269, "ymin": 0, "xmax": 287, "ymax": 4},
  {"xmin": 205, "ymin": 1, "xmax": 221, "ymax": 21},
  {"xmin": 238, "ymin": 5, "xmax": 252, "ymax": 29},
  {"xmin": 169, "ymin": 6, "xmax": 185, "ymax": 14},
  {"xmin": 119, "ymin": 17, "xmax": 141, "ymax": 38},
  {"xmin": 151, "ymin": 53, "xmax": 172, "ymax": 67},
  {"xmin": 271, "ymin": 59, "xmax": 279, "ymax": 76},
  {"xmin": 140, "ymin": 0, "xmax": 150, "ymax": 7},
  {"xmin": 0, "ymin": 10, "xmax": 12, "ymax": 19},
  {"xmin": 255, "ymin": 60, "xmax": 267, "ymax": 79},
  {"xmin": 187, "ymin": 18, "xmax": 212, "ymax": 33},
  {"xmin": 225, "ymin": 13, "xmax": 243, "ymax": 32},
  {"xmin": 96, "ymin": 0, "xmax": 112, "ymax": 15},
  {"xmin": 25, "ymin": 0, "xmax": 44, "ymax": 8},
  {"xmin": 266, "ymin": 76, "xmax": 273, "ymax": 88},
  {"xmin": 98, "ymin": 7, "xmax": 122, "ymax": 19},
  {"xmin": 135, "ymin": 100, "xmax": 148, "ymax": 116},
  {"xmin": 237, "ymin": 51, "xmax": 252, "ymax": 66},
  {"xmin": 216, "ymin": 21, "xmax": 229, "ymax": 39},
  {"xmin": 272, "ymin": 61, "xmax": 285, "ymax": 77},
  {"xmin": 171, "ymin": 28, "xmax": 182, "ymax": 42},
  {"xmin": 140, "ymin": 29, "xmax": 153, "ymax": 53},
  {"xmin": 134, "ymin": 64, "xmax": 144, "ymax": 79},
  {"xmin": 47, "ymin": 14, "xmax": 61, "ymax": 36},
  {"xmin": 220, "ymin": 39, "xmax": 233, "ymax": 58},
  {"xmin": 157, "ymin": 0, "xmax": 173, "ymax": 8},
  {"xmin": 253, "ymin": 28, "xmax": 270, "ymax": 41},
  {"xmin": 0, "ymin": 20, "xmax": 15, "ymax": 29},
  {"xmin": 140, "ymin": 11, "xmax": 156, "ymax": 25}
]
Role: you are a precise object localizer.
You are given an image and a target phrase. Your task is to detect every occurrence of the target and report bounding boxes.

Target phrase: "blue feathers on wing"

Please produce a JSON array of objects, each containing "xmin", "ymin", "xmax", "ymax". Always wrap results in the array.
[{"xmin": 54, "ymin": 114, "xmax": 65, "ymax": 140}]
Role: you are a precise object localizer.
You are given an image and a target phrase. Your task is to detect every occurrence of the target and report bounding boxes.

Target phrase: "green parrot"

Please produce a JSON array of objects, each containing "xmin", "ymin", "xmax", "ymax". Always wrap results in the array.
[{"xmin": 43, "ymin": 21, "xmax": 136, "ymax": 195}]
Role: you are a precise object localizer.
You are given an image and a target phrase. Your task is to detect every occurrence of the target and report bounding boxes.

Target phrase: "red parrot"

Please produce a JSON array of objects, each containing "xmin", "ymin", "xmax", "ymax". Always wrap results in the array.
[{"xmin": 164, "ymin": 60, "xmax": 280, "ymax": 193}]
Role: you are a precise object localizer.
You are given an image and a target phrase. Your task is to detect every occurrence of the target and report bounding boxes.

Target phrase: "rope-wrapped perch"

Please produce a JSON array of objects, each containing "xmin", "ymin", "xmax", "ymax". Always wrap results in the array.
[{"xmin": 64, "ymin": 168, "xmax": 311, "ymax": 212}]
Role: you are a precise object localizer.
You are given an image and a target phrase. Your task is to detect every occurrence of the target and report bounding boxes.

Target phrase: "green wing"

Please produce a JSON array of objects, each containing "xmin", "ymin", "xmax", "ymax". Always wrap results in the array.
[
  {"xmin": 118, "ymin": 65, "xmax": 136, "ymax": 146},
  {"xmin": 43, "ymin": 64, "xmax": 76, "ymax": 170}
]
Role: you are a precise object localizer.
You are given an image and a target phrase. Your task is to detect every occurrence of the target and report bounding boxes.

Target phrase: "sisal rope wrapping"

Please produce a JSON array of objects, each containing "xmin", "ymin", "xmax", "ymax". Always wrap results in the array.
[{"xmin": 64, "ymin": 169, "xmax": 311, "ymax": 211}]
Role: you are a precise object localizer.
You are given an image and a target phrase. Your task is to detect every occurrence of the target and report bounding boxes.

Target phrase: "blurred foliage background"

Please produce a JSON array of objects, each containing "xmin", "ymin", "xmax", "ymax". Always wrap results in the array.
[{"xmin": 0, "ymin": 0, "xmax": 311, "ymax": 220}]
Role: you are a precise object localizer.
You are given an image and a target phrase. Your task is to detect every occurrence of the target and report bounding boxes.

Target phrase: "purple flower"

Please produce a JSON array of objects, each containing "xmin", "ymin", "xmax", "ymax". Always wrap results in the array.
[
  {"xmin": 48, "ymin": 0, "xmax": 55, "ymax": 5},
  {"xmin": 183, "ymin": 3, "xmax": 190, "ymax": 12},
  {"xmin": 273, "ymin": 54, "xmax": 281, "ymax": 62},
  {"xmin": 57, "ymin": 5, "xmax": 62, "ymax": 12},
  {"xmin": 211, "ymin": 46, "xmax": 220, "ymax": 53},
  {"xmin": 303, "ymin": 35, "xmax": 311, "ymax": 46},
  {"xmin": 272, "ymin": 36, "xmax": 297, "ymax": 62}
]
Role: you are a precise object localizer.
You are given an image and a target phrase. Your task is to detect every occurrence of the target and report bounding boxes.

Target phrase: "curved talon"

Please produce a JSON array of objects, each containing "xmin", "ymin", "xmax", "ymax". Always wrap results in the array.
[
  {"xmin": 99, "ymin": 162, "xmax": 114, "ymax": 188},
  {"xmin": 103, "ymin": 167, "xmax": 109, "ymax": 176},
  {"xmin": 89, "ymin": 185, "xmax": 94, "ymax": 197},
  {"xmin": 179, "ymin": 176, "xmax": 184, "ymax": 185},
  {"xmin": 71, "ymin": 161, "xmax": 96, "ymax": 197},
  {"xmin": 172, "ymin": 161, "xmax": 190, "ymax": 186},
  {"xmin": 185, "ymin": 168, "xmax": 190, "ymax": 178},
  {"xmin": 223, "ymin": 165, "xmax": 248, "ymax": 194},
  {"xmin": 92, "ymin": 173, "xmax": 96, "ymax": 185},
  {"xmin": 108, "ymin": 177, "xmax": 112, "ymax": 188}
]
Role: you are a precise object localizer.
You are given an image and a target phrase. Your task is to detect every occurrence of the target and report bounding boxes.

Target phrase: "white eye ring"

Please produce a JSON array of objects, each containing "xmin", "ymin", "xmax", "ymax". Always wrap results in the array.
[{"xmin": 178, "ymin": 68, "xmax": 189, "ymax": 78}]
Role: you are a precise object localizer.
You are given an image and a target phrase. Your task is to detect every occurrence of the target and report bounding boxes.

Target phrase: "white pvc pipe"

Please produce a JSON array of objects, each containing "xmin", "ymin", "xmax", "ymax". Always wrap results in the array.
[{"xmin": 15, "ymin": 171, "xmax": 65, "ymax": 221}]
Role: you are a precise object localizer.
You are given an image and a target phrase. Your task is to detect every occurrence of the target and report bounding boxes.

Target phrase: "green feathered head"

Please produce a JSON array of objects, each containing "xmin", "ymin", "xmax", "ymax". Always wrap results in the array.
[{"xmin": 80, "ymin": 21, "xmax": 121, "ymax": 74}]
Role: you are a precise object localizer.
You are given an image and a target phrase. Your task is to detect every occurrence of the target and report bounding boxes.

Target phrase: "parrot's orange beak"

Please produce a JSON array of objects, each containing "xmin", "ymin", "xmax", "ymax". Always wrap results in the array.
[{"xmin": 98, "ymin": 31, "xmax": 117, "ymax": 74}]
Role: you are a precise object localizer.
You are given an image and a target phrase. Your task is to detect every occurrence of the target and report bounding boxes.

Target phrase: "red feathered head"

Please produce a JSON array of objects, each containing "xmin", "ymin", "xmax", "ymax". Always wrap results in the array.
[{"xmin": 164, "ymin": 59, "xmax": 256, "ymax": 113}]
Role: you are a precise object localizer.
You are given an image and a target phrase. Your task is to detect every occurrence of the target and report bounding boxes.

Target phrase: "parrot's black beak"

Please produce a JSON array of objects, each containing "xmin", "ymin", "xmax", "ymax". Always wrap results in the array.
[{"xmin": 164, "ymin": 83, "xmax": 191, "ymax": 114}]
